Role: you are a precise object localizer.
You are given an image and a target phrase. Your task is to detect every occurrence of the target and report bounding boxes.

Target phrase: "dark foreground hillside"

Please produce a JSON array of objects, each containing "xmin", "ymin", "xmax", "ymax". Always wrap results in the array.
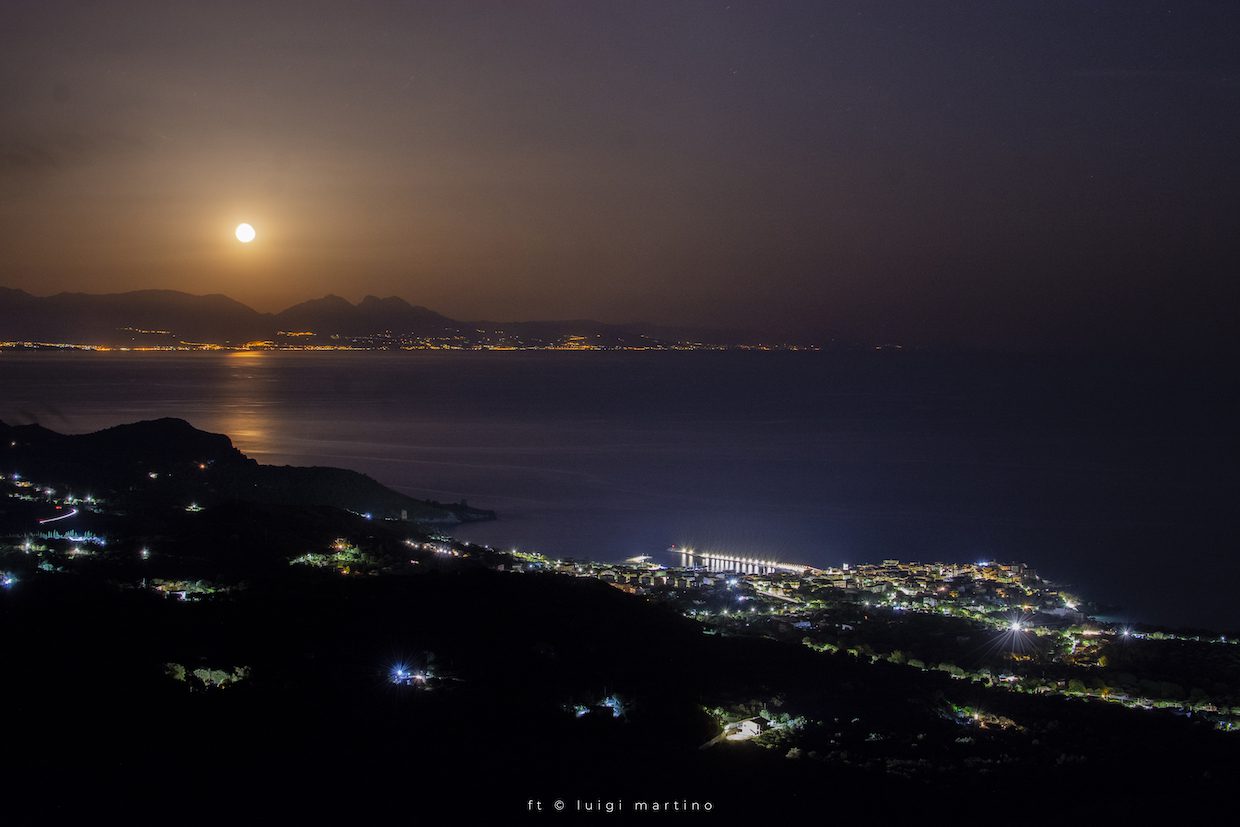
[
  {"xmin": 1, "ymin": 421, "xmax": 1235, "ymax": 823},
  {"xmin": 3, "ymin": 560, "xmax": 1236, "ymax": 823}
]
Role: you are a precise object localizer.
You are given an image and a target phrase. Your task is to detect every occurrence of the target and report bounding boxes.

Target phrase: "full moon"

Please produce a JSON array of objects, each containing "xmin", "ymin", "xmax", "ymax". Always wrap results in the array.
[{"xmin": 235, "ymin": 223, "xmax": 256, "ymax": 243}]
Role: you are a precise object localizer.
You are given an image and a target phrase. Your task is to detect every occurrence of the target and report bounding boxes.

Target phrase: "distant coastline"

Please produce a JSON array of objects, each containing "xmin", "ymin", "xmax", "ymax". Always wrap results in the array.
[
  {"xmin": 0, "ymin": 339, "xmax": 818, "ymax": 353},
  {"xmin": 0, "ymin": 286, "xmax": 821, "ymax": 351}
]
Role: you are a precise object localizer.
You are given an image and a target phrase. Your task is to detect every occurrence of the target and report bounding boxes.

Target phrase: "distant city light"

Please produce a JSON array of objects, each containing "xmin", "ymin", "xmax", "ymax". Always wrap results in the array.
[{"xmin": 390, "ymin": 664, "xmax": 427, "ymax": 685}]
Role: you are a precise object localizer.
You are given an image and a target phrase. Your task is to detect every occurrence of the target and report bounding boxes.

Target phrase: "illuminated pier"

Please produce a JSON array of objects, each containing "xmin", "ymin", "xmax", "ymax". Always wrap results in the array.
[{"xmin": 669, "ymin": 545, "xmax": 812, "ymax": 575}]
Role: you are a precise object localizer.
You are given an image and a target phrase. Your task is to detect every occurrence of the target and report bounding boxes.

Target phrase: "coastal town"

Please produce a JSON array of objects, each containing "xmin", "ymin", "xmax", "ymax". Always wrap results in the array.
[
  {"xmin": 498, "ymin": 545, "xmax": 1240, "ymax": 734},
  {"xmin": 5, "ymin": 452, "xmax": 1239, "ymax": 752}
]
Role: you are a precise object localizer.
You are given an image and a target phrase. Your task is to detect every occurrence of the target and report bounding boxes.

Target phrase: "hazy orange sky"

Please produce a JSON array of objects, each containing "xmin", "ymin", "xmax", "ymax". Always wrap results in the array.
[{"xmin": 2, "ymin": 1, "xmax": 1238, "ymax": 348}]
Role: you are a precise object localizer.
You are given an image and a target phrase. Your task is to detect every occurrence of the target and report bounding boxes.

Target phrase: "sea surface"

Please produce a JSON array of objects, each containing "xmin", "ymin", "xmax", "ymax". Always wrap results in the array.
[{"xmin": 1, "ymin": 349, "xmax": 1235, "ymax": 630}]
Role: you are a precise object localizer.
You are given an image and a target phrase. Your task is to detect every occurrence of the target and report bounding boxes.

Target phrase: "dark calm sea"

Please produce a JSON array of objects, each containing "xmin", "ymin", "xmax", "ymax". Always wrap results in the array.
[{"xmin": 1, "ymin": 350, "xmax": 1235, "ymax": 630}]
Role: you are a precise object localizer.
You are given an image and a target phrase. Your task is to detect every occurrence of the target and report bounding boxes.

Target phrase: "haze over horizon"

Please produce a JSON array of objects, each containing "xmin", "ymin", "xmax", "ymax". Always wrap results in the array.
[{"xmin": 3, "ymin": 1, "xmax": 1238, "ymax": 352}]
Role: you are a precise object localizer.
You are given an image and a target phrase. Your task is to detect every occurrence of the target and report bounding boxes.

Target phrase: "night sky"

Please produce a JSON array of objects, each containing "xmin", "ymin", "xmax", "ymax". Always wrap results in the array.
[{"xmin": 2, "ymin": 1, "xmax": 1237, "ymax": 350}]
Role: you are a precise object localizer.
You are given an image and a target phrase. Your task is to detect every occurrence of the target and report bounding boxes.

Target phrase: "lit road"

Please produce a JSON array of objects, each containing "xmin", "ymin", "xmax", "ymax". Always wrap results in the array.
[{"xmin": 37, "ymin": 508, "xmax": 78, "ymax": 525}]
